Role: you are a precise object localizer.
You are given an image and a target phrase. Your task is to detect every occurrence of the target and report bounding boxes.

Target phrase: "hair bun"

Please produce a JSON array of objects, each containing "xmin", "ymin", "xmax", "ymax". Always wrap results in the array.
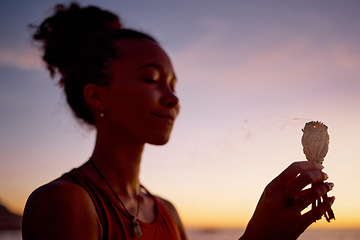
[
  {"xmin": 33, "ymin": 2, "xmax": 121, "ymax": 77},
  {"xmin": 32, "ymin": 3, "xmax": 156, "ymax": 125}
]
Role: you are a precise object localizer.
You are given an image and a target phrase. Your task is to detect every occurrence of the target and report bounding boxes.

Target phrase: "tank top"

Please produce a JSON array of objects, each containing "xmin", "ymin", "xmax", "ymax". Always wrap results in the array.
[{"xmin": 61, "ymin": 165, "xmax": 182, "ymax": 240}]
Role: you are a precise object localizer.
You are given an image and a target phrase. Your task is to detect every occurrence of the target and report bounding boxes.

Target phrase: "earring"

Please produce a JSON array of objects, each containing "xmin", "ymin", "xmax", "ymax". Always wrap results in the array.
[{"xmin": 99, "ymin": 106, "xmax": 105, "ymax": 118}]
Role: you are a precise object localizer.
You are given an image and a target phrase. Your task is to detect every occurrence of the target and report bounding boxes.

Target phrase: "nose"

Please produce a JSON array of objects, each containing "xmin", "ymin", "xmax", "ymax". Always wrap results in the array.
[{"xmin": 161, "ymin": 90, "xmax": 179, "ymax": 108}]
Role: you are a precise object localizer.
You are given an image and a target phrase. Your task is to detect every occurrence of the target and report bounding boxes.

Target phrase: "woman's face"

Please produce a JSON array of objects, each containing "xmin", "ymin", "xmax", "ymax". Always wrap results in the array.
[{"xmin": 100, "ymin": 38, "xmax": 180, "ymax": 145}]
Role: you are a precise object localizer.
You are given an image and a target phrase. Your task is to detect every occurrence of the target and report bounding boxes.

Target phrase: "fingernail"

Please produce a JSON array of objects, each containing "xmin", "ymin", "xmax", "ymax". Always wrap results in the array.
[
  {"xmin": 323, "ymin": 172, "xmax": 329, "ymax": 180},
  {"xmin": 315, "ymin": 163, "xmax": 324, "ymax": 169},
  {"xmin": 329, "ymin": 196, "xmax": 335, "ymax": 205},
  {"xmin": 327, "ymin": 182, "xmax": 334, "ymax": 190}
]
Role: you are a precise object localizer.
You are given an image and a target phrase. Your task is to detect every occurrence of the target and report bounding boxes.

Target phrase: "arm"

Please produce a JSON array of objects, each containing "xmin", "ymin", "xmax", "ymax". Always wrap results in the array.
[
  {"xmin": 22, "ymin": 179, "xmax": 100, "ymax": 240},
  {"xmin": 240, "ymin": 161, "xmax": 335, "ymax": 240},
  {"xmin": 159, "ymin": 198, "xmax": 188, "ymax": 240}
]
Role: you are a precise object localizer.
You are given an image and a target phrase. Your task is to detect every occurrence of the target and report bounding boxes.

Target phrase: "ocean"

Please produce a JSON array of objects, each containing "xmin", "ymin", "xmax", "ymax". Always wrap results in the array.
[{"xmin": 1, "ymin": 229, "xmax": 360, "ymax": 239}]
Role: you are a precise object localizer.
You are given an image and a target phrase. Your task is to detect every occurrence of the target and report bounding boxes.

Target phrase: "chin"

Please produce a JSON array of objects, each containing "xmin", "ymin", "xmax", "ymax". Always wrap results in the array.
[{"xmin": 147, "ymin": 135, "xmax": 171, "ymax": 146}]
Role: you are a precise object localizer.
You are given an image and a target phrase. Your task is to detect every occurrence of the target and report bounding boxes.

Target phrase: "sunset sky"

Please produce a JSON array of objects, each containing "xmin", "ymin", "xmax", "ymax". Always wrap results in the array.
[{"xmin": 1, "ymin": 0, "xmax": 360, "ymax": 230}]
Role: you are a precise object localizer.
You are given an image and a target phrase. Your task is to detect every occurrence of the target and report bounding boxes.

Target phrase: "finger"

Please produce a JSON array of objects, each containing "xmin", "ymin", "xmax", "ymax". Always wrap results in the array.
[
  {"xmin": 272, "ymin": 161, "xmax": 324, "ymax": 186},
  {"xmin": 294, "ymin": 182, "xmax": 334, "ymax": 212},
  {"xmin": 284, "ymin": 170, "xmax": 328, "ymax": 198},
  {"xmin": 301, "ymin": 196, "xmax": 335, "ymax": 226}
]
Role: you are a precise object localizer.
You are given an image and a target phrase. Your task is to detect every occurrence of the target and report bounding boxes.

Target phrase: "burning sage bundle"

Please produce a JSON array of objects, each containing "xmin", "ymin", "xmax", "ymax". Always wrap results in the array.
[
  {"xmin": 301, "ymin": 121, "xmax": 335, "ymax": 222},
  {"xmin": 301, "ymin": 121, "xmax": 329, "ymax": 164}
]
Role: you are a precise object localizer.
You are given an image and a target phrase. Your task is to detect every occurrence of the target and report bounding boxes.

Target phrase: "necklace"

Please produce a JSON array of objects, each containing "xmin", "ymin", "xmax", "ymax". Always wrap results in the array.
[{"xmin": 90, "ymin": 159, "xmax": 143, "ymax": 238}]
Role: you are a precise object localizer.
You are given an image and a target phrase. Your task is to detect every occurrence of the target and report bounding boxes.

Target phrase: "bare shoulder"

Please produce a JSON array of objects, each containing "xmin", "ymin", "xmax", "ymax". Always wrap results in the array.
[
  {"xmin": 158, "ymin": 197, "xmax": 178, "ymax": 217},
  {"xmin": 158, "ymin": 196, "xmax": 188, "ymax": 240},
  {"xmin": 22, "ymin": 178, "xmax": 99, "ymax": 240}
]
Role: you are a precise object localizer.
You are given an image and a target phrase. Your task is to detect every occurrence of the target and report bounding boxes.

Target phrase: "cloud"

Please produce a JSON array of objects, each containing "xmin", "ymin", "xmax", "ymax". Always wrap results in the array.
[
  {"xmin": 227, "ymin": 40, "xmax": 360, "ymax": 91},
  {"xmin": 171, "ymin": 20, "xmax": 360, "ymax": 94},
  {"xmin": 0, "ymin": 48, "xmax": 42, "ymax": 70}
]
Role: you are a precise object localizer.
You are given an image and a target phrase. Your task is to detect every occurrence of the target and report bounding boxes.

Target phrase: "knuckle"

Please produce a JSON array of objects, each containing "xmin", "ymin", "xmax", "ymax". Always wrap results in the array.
[
  {"xmin": 264, "ymin": 183, "xmax": 273, "ymax": 192},
  {"xmin": 291, "ymin": 162, "xmax": 301, "ymax": 170},
  {"xmin": 301, "ymin": 170, "xmax": 322, "ymax": 184},
  {"xmin": 300, "ymin": 172, "xmax": 313, "ymax": 183},
  {"xmin": 314, "ymin": 207, "xmax": 323, "ymax": 221},
  {"xmin": 315, "ymin": 183, "xmax": 328, "ymax": 197}
]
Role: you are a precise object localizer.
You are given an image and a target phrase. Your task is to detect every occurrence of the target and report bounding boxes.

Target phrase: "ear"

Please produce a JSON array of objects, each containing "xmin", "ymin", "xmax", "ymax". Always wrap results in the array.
[{"xmin": 83, "ymin": 83, "xmax": 108, "ymax": 117}]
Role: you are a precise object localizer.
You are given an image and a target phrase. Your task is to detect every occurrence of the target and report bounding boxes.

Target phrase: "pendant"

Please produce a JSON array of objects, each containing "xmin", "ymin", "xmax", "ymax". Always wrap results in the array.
[{"xmin": 132, "ymin": 218, "xmax": 142, "ymax": 238}]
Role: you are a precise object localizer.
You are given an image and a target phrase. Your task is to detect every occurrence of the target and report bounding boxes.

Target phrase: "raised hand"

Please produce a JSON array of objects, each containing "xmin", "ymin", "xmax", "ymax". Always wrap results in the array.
[{"xmin": 240, "ymin": 161, "xmax": 335, "ymax": 240}]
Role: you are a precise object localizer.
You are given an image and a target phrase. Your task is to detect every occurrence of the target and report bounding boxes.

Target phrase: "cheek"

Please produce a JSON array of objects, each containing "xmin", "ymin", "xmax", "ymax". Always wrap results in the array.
[
  {"xmin": 108, "ymin": 89, "xmax": 158, "ymax": 120},
  {"xmin": 134, "ymin": 88, "xmax": 161, "ymax": 110}
]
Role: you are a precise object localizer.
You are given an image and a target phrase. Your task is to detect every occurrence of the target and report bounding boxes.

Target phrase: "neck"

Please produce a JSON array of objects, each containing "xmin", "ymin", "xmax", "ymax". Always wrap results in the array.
[{"xmin": 90, "ymin": 131, "xmax": 145, "ymax": 198}]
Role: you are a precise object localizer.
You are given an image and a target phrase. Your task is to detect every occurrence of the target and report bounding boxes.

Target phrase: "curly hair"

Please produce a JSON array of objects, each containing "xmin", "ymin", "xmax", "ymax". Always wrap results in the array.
[{"xmin": 33, "ymin": 2, "xmax": 156, "ymax": 125}]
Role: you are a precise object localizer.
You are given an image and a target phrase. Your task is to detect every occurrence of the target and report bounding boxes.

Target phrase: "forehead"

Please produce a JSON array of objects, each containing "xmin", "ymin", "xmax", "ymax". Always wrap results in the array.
[{"xmin": 111, "ymin": 38, "xmax": 174, "ymax": 72}]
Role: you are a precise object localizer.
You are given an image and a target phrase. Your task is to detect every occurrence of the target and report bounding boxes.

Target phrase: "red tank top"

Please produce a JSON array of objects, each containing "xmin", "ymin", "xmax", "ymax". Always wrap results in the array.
[{"xmin": 61, "ymin": 165, "xmax": 182, "ymax": 240}]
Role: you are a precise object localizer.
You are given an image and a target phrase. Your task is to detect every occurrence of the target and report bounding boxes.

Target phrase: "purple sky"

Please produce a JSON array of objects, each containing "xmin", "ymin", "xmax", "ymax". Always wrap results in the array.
[{"xmin": 1, "ymin": 0, "xmax": 360, "ymax": 228}]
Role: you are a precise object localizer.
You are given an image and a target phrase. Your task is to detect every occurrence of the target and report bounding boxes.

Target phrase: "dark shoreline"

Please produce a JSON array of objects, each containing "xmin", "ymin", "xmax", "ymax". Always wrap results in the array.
[{"xmin": 0, "ymin": 203, "xmax": 22, "ymax": 231}]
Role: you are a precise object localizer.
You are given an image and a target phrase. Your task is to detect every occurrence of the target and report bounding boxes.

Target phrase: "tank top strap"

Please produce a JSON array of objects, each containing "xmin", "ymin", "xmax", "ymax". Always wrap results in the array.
[
  {"xmin": 61, "ymin": 166, "xmax": 181, "ymax": 239},
  {"xmin": 62, "ymin": 168, "xmax": 128, "ymax": 239}
]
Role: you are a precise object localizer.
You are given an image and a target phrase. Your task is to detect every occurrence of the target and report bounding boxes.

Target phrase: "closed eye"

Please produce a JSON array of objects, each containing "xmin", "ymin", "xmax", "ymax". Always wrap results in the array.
[{"xmin": 143, "ymin": 78, "xmax": 159, "ymax": 83}]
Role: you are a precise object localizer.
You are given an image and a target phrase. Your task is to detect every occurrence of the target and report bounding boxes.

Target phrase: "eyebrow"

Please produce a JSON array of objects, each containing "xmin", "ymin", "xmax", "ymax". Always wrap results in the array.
[{"xmin": 139, "ymin": 63, "xmax": 177, "ymax": 82}]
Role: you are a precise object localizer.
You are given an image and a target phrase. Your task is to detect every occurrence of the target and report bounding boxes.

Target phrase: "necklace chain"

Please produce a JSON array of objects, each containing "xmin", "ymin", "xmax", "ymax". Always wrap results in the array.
[{"xmin": 90, "ymin": 159, "xmax": 143, "ymax": 238}]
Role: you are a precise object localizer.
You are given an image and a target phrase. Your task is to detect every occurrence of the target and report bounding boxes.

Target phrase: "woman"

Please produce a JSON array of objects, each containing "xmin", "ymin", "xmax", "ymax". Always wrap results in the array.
[{"xmin": 22, "ymin": 3, "xmax": 334, "ymax": 240}]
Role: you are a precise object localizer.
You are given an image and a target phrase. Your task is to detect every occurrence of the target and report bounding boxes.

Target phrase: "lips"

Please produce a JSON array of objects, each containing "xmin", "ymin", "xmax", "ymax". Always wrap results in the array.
[{"xmin": 150, "ymin": 112, "xmax": 176, "ymax": 124}]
